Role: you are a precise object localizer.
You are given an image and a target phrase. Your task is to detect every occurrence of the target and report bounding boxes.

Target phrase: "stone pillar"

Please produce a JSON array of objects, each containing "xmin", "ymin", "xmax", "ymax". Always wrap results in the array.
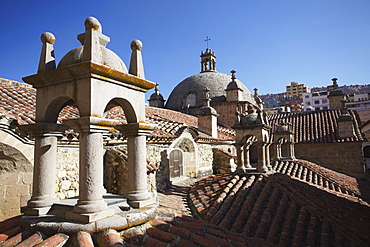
[
  {"xmin": 256, "ymin": 142, "xmax": 269, "ymax": 172},
  {"xmin": 243, "ymin": 144, "xmax": 251, "ymax": 169},
  {"xmin": 288, "ymin": 142, "xmax": 296, "ymax": 160},
  {"xmin": 235, "ymin": 143, "xmax": 246, "ymax": 172},
  {"xmin": 20, "ymin": 123, "xmax": 68, "ymax": 216},
  {"xmin": 265, "ymin": 142, "xmax": 273, "ymax": 170},
  {"xmin": 115, "ymin": 123, "xmax": 156, "ymax": 208},
  {"xmin": 64, "ymin": 117, "xmax": 118, "ymax": 223}
]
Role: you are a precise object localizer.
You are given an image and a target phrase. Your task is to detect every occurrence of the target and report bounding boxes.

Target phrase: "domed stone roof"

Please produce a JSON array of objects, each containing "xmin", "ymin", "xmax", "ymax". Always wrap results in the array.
[
  {"xmin": 166, "ymin": 49, "xmax": 255, "ymax": 111},
  {"xmin": 57, "ymin": 17, "xmax": 128, "ymax": 73},
  {"xmin": 58, "ymin": 46, "xmax": 128, "ymax": 73}
]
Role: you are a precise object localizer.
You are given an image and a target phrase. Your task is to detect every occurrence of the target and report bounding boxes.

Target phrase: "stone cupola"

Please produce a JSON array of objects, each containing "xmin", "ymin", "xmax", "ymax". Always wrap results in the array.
[
  {"xmin": 233, "ymin": 105, "xmax": 273, "ymax": 173},
  {"xmin": 21, "ymin": 17, "xmax": 157, "ymax": 224},
  {"xmin": 200, "ymin": 48, "xmax": 217, "ymax": 72},
  {"xmin": 226, "ymin": 70, "xmax": 243, "ymax": 102},
  {"xmin": 273, "ymin": 121, "xmax": 296, "ymax": 160},
  {"xmin": 148, "ymin": 84, "xmax": 165, "ymax": 108},
  {"xmin": 197, "ymin": 87, "xmax": 218, "ymax": 138}
]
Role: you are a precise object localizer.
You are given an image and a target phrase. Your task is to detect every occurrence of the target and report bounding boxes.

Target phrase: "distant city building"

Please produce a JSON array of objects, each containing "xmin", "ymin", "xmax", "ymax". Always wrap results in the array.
[
  {"xmin": 285, "ymin": 82, "xmax": 311, "ymax": 99},
  {"xmin": 302, "ymin": 91, "xmax": 329, "ymax": 111},
  {"xmin": 346, "ymin": 93, "xmax": 370, "ymax": 124}
]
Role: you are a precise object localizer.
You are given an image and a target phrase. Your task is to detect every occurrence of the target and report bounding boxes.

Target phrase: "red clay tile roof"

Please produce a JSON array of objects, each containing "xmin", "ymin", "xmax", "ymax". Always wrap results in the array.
[
  {"xmin": 2, "ymin": 160, "xmax": 370, "ymax": 246},
  {"xmin": 268, "ymin": 109, "xmax": 364, "ymax": 143},
  {"xmin": 189, "ymin": 160, "xmax": 370, "ymax": 246},
  {"xmin": 0, "ymin": 79, "xmax": 235, "ymax": 142}
]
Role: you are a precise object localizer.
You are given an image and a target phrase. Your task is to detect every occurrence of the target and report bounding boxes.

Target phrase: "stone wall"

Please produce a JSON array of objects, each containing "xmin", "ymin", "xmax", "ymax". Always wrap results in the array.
[
  {"xmin": 295, "ymin": 142, "xmax": 365, "ymax": 173},
  {"xmin": 147, "ymin": 144, "xmax": 170, "ymax": 192},
  {"xmin": 213, "ymin": 102, "xmax": 238, "ymax": 128},
  {"xmin": 0, "ymin": 172, "xmax": 32, "ymax": 221},
  {"xmin": 212, "ymin": 148, "xmax": 236, "ymax": 174},
  {"xmin": 0, "ymin": 142, "xmax": 33, "ymax": 221},
  {"xmin": 56, "ymin": 146, "xmax": 80, "ymax": 199},
  {"xmin": 103, "ymin": 147, "xmax": 158, "ymax": 196}
]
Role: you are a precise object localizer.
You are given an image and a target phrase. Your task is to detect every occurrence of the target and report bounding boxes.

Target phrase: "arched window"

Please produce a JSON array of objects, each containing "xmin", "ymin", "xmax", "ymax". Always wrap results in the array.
[
  {"xmin": 185, "ymin": 93, "xmax": 196, "ymax": 107},
  {"xmin": 363, "ymin": 146, "xmax": 370, "ymax": 158}
]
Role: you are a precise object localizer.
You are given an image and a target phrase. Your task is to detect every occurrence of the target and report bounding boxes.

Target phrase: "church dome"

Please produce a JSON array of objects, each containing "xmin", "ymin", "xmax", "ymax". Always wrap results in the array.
[{"xmin": 165, "ymin": 49, "xmax": 255, "ymax": 111}]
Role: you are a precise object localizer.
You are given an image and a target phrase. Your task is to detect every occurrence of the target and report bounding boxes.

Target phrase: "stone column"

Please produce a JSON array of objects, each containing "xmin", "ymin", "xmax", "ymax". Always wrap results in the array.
[
  {"xmin": 256, "ymin": 142, "xmax": 269, "ymax": 172},
  {"xmin": 115, "ymin": 123, "xmax": 156, "ymax": 208},
  {"xmin": 265, "ymin": 142, "xmax": 273, "ymax": 170},
  {"xmin": 234, "ymin": 142, "xmax": 246, "ymax": 172},
  {"xmin": 288, "ymin": 142, "xmax": 296, "ymax": 160},
  {"xmin": 20, "ymin": 123, "xmax": 68, "ymax": 216},
  {"xmin": 64, "ymin": 117, "xmax": 117, "ymax": 223}
]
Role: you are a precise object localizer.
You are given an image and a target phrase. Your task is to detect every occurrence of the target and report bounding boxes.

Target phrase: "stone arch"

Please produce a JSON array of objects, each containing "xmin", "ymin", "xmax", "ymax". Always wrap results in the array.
[
  {"xmin": 103, "ymin": 98, "xmax": 137, "ymax": 123},
  {"xmin": 276, "ymin": 137, "xmax": 287, "ymax": 160},
  {"xmin": 44, "ymin": 97, "xmax": 78, "ymax": 123},
  {"xmin": 169, "ymin": 133, "xmax": 198, "ymax": 178},
  {"xmin": 0, "ymin": 142, "xmax": 33, "ymax": 175},
  {"xmin": 184, "ymin": 92, "xmax": 197, "ymax": 107},
  {"xmin": 241, "ymin": 135, "xmax": 257, "ymax": 168}
]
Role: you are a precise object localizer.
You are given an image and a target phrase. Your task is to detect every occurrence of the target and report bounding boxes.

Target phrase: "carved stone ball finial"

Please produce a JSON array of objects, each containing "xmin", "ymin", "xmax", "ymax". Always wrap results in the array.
[
  {"xmin": 84, "ymin": 17, "xmax": 101, "ymax": 32},
  {"xmin": 131, "ymin": 40, "xmax": 143, "ymax": 51},
  {"xmin": 40, "ymin": 32, "xmax": 56, "ymax": 44}
]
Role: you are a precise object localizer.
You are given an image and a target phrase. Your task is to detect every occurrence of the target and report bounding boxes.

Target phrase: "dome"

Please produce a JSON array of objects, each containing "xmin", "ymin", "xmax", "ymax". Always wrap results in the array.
[
  {"xmin": 166, "ymin": 71, "xmax": 256, "ymax": 110},
  {"xmin": 58, "ymin": 46, "xmax": 128, "ymax": 73},
  {"xmin": 149, "ymin": 86, "xmax": 164, "ymax": 101},
  {"xmin": 57, "ymin": 17, "xmax": 128, "ymax": 73},
  {"xmin": 240, "ymin": 113, "xmax": 258, "ymax": 126}
]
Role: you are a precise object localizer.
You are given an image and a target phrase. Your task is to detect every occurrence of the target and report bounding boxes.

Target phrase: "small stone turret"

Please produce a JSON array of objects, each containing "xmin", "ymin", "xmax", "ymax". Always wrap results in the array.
[
  {"xmin": 226, "ymin": 70, "xmax": 243, "ymax": 101},
  {"xmin": 328, "ymin": 78, "xmax": 346, "ymax": 109},
  {"xmin": 148, "ymin": 84, "xmax": 165, "ymax": 108},
  {"xmin": 197, "ymin": 87, "xmax": 218, "ymax": 138},
  {"xmin": 233, "ymin": 105, "xmax": 273, "ymax": 174},
  {"xmin": 200, "ymin": 49, "xmax": 217, "ymax": 72}
]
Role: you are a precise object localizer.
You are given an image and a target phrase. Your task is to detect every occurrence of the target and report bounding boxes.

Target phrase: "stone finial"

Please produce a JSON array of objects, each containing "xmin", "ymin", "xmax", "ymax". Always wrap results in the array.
[
  {"xmin": 77, "ymin": 17, "xmax": 110, "ymax": 64},
  {"xmin": 254, "ymin": 88, "xmax": 258, "ymax": 96},
  {"xmin": 203, "ymin": 87, "xmax": 211, "ymax": 107},
  {"xmin": 129, "ymin": 40, "xmax": 145, "ymax": 78},
  {"xmin": 231, "ymin": 70, "xmax": 236, "ymax": 80},
  {"xmin": 332, "ymin": 78, "xmax": 338, "ymax": 88},
  {"xmin": 38, "ymin": 32, "xmax": 56, "ymax": 73}
]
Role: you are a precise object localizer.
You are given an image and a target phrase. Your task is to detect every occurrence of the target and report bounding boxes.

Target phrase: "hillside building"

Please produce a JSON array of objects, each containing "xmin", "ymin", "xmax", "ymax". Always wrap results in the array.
[{"xmin": 285, "ymin": 81, "xmax": 310, "ymax": 99}]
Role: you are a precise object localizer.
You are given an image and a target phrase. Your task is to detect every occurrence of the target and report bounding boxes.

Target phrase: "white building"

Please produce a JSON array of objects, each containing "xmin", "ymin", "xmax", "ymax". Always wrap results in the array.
[{"xmin": 302, "ymin": 91, "xmax": 329, "ymax": 111}]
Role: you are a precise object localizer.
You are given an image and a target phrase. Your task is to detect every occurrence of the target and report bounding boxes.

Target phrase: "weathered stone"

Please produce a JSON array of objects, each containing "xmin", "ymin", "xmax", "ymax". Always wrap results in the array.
[
  {"xmin": 0, "ymin": 197, "xmax": 20, "ymax": 210},
  {"xmin": 6, "ymin": 184, "xmax": 30, "ymax": 198},
  {"xmin": 60, "ymin": 180, "xmax": 72, "ymax": 191},
  {"xmin": 0, "ymin": 173, "xmax": 20, "ymax": 185}
]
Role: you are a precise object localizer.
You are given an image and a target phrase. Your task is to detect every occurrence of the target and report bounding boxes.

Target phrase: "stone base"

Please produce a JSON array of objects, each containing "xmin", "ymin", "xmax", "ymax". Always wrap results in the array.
[
  {"xmin": 21, "ymin": 206, "xmax": 51, "ymax": 216},
  {"xmin": 20, "ymin": 193, "xmax": 157, "ymax": 235},
  {"xmin": 66, "ymin": 208, "xmax": 114, "ymax": 224},
  {"xmin": 128, "ymin": 196, "xmax": 156, "ymax": 209}
]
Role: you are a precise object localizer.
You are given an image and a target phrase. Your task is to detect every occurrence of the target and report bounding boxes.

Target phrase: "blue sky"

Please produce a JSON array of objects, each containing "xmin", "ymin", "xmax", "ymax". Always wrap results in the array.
[{"xmin": 1, "ymin": 0, "xmax": 369, "ymax": 99}]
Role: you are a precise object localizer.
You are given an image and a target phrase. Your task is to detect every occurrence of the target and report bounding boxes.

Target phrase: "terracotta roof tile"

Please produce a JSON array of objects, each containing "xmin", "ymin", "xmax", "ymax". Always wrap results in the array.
[
  {"xmin": 268, "ymin": 109, "xmax": 364, "ymax": 143},
  {"xmin": 188, "ymin": 160, "xmax": 370, "ymax": 246}
]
